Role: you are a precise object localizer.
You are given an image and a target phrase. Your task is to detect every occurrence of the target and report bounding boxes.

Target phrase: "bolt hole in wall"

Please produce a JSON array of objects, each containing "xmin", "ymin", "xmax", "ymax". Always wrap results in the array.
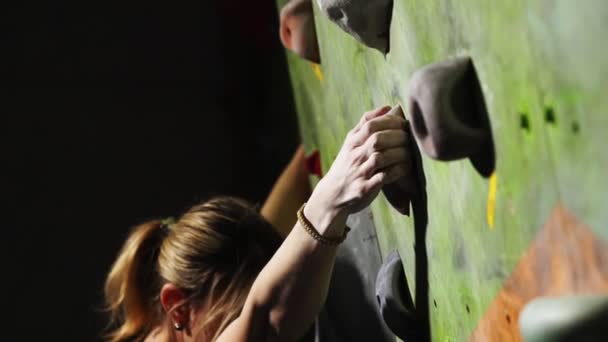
[
  {"xmin": 505, "ymin": 313, "xmax": 511, "ymax": 324},
  {"xmin": 544, "ymin": 106, "xmax": 556, "ymax": 124},
  {"xmin": 519, "ymin": 112, "xmax": 531, "ymax": 131},
  {"xmin": 465, "ymin": 304, "xmax": 470, "ymax": 314},
  {"xmin": 571, "ymin": 121, "xmax": 580, "ymax": 134},
  {"xmin": 433, "ymin": 299, "xmax": 437, "ymax": 308},
  {"xmin": 542, "ymin": 105, "xmax": 580, "ymax": 134}
]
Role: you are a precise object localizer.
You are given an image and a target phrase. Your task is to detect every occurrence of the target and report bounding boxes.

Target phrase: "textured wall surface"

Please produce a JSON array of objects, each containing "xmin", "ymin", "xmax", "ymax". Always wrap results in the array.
[{"xmin": 276, "ymin": 0, "xmax": 608, "ymax": 340}]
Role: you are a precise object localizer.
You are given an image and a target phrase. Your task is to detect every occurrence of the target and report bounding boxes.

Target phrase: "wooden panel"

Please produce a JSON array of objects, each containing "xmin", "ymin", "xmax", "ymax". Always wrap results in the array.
[{"xmin": 470, "ymin": 204, "xmax": 608, "ymax": 341}]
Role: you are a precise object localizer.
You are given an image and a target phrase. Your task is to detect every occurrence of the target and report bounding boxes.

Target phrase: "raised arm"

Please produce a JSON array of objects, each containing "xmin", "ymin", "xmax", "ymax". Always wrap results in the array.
[
  {"xmin": 261, "ymin": 145, "xmax": 312, "ymax": 238},
  {"xmin": 218, "ymin": 105, "xmax": 411, "ymax": 342}
]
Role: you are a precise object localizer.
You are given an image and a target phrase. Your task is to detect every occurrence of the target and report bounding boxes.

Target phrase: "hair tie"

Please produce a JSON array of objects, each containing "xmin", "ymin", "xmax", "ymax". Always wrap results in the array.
[{"xmin": 160, "ymin": 217, "xmax": 176, "ymax": 234}]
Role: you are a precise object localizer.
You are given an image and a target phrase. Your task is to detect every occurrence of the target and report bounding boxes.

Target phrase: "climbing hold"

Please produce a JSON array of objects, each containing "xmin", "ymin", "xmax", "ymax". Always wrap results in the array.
[
  {"xmin": 316, "ymin": 0, "xmax": 393, "ymax": 54},
  {"xmin": 375, "ymin": 250, "xmax": 417, "ymax": 341},
  {"xmin": 311, "ymin": 63, "xmax": 324, "ymax": 81},
  {"xmin": 280, "ymin": 0, "xmax": 321, "ymax": 63},
  {"xmin": 487, "ymin": 172, "xmax": 497, "ymax": 229},
  {"xmin": 408, "ymin": 56, "xmax": 495, "ymax": 177},
  {"xmin": 519, "ymin": 295, "xmax": 608, "ymax": 342},
  {"xmin": 382, "ymin": 105, "xmax": 421, "ymax": 216}
]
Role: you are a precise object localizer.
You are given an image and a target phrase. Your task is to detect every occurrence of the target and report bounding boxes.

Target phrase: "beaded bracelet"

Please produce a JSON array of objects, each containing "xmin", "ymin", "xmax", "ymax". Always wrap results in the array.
[{"xmin": 297, "ymin": 203, "xmax": 350, "ymax": 245}]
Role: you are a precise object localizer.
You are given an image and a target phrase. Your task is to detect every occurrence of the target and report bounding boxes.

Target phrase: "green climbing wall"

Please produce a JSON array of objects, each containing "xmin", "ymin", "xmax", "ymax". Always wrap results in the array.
[{"xmin": 276, "ymin": 0, "xmax": 608, "ymax": 341}]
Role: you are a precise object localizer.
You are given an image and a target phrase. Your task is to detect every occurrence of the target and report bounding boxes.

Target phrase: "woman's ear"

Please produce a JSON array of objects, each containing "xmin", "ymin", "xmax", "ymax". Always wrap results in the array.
[{"xmin": 160, "ymin": 283, "xmax": 191, "ymax": 335}]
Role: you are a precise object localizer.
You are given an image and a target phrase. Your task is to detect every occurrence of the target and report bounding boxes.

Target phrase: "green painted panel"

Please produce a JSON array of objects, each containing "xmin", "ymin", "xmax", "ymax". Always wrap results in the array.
[
  {"xmin": 276, "ymin": 0, "xmax": 608, "ymax": 340},
  {"xmin": 524, "ymin": 0, "xmax": 608, "ymax": 239}
]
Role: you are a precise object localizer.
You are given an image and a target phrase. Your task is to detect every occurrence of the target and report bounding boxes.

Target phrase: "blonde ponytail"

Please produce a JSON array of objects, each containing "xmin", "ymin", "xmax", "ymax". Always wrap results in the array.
[
  {"xmin": 103, "ymin": 197, "xmax": 283, "ymax": 341},
  {"xmin": 104, "ymin": 220, "xmax": 166, "ymax": 342}
]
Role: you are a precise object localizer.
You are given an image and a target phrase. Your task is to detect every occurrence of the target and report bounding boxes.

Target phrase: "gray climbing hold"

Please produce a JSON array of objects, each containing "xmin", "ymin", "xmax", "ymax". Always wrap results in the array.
[
  {"xmin": 280, "ymin": 0, "xmax": 321, "ymax": 63},
  {"xmin": 316, "ymin": 0, "xmax": 393, "ymax": 54},
  {"xmin": 520, "ymin": 295, "xmax": 608, "ymax": 342},
  {"xmin": 408, "ymin": 56, "xmax": 495, "ymax": 177},
  {"xmin": 375, "ymin": 249, "xmax": 417, "ymax": 341}
]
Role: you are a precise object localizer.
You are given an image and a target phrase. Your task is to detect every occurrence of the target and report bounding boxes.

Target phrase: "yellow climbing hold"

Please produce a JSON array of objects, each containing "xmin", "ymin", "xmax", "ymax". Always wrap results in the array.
[
  {"xmin": 487, "ymin": 172, "xmax": 498, "ymax": 229},
  {"xmin": 311, "ymin": 63, "xmax": 323, "ymax": 81}
]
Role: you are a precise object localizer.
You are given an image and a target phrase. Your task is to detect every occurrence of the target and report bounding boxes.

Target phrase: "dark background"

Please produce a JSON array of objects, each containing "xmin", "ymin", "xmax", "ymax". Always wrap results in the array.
[{"xmin": 2, "ymin": 1, "xmax": 299, "ymax": 340}]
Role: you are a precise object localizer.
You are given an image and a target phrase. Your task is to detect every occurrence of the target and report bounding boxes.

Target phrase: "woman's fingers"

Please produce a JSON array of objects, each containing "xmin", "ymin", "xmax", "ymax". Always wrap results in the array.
[
  {"xmin": 364, "ymin": 130, "xmax": 408, "ymax": 153},
  {"xmin": 316, "ymin": 105, "xmax": 413, "ymax": 216},
  {"xmin": 363, "ymin": 161, "xmax": 406, "ymax": 196},
  {"xmin": 350, "ymin": 114, "xmax": 406, "ymax": 147},
  {"xmin": 364, "ymin": 171, "xmax": 387, "ymax": 194},
  {"xmin": 358, "ymin": 105, "xmax": 392, "ymax": 126},
  {"xmin": 350, "ymin": 106, "xmax": 394, "ymax": 138},
  {"xmin": 359, "ymin": 147, "xmax": 408, "ymax": 177}
]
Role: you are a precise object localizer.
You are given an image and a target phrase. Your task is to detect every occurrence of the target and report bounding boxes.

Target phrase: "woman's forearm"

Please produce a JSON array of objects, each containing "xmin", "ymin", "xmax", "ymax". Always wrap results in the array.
[
  {"xmin": 217, "ymin": 186, "xmax": 346, "ymax": 342},
  {"xmin": 250, "ymin": 189, "xmax": 348, "ymax": 340}
]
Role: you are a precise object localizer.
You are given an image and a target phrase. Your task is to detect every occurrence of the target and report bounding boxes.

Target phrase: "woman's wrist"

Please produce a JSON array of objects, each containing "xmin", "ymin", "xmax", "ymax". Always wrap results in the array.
[{"xmin": 303, "ymin": 181, "xmax": 348, "ymax": 238}]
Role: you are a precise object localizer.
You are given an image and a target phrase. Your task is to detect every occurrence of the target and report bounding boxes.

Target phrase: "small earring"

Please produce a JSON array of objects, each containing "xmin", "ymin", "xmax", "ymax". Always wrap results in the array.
[{"xmin": 174, "ymin": 322, "xmax": 184, "ymax": 331}]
